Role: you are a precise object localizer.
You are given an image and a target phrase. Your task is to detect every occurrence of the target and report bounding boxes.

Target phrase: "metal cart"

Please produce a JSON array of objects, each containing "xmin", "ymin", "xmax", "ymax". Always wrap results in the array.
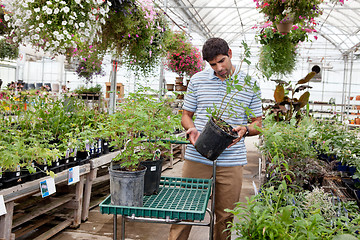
[{"xmin": 99, "ymin": 159, "xmax": 217, "ymax": 240}]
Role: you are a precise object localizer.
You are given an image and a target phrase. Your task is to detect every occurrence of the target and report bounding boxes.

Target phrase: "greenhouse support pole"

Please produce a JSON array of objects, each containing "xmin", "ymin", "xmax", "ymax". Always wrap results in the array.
[
  {"xmin": 58, "ymin": 55, "xmax": 65, "ymax": 90},
  {"xmin": 109, "ymin": 60, "xmax": 118, "ymax": 115},
  {"xmin": 340, "ymin": 54, "xmax": 349, "ymax": 121},
  {"xmin": 346, "ymin": 51, "xmax": 354, "ymax": 125},
  {"xmin": 159, "ymin": 58, "xmax": 165, "ymax": 97},
  {"xmin": 42, "ymin": 57, "xmax": 45, "ymax": 85}
]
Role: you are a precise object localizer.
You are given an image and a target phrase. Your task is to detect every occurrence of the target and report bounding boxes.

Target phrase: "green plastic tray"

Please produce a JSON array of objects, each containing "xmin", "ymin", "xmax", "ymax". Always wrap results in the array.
[{"xmin": 100, "ymin": 176, "xmax": 212, "ymax": 221}]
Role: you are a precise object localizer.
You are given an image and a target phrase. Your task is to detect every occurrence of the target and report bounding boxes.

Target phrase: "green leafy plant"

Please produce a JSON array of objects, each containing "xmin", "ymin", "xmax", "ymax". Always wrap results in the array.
[
  {"xmin": 0, "ymin": 38, "xmax": 18, "ymax": 60},
  {"xmin": 74, "ymin": 84, "xmax": 102, "ymax": 95},
  {"xmin": 98, "ymin": 1, "xmax": 169, "ymax": 76},
  {"xmin": 105, "ymin": 87, "xmax": 181, "ymax": 171},
  {"xmin": 263, "ymin": 71, "xmax": 315, "ymax": 122},
  {"xmin": 257, "ymin": 26, "xmax": 310, "ymax": 78},
  {"xmin": 226, "ymin": 180, "xmax": 360, "ymax": 240},
  {"xmin": 259, "ymin": 116, "xmax": 329, "ymax": 190}
]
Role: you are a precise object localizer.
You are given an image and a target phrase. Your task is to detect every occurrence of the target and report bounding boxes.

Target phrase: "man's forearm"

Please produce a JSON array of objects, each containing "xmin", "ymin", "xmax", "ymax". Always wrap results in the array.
[
  {"xmin": 181, "ymin": 110, "xmax": 196, "ymax": 130},
  {"xmin": 247, "ymin": 117, "xmax": 262, "ymax": 136},
  {"xmin": 181, "ymin": 117, "xmax": 195, "ymax": 130}
]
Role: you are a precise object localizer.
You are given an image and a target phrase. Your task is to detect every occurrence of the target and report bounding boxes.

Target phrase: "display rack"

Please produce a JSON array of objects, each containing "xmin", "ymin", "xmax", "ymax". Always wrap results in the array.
[
  {"xmin": 0, "ymin": 164, "xmax": 90, "ymax": 240},
  {"xmin": 100, "ymin": 172, "xmax": 215, "ymax": 240}
]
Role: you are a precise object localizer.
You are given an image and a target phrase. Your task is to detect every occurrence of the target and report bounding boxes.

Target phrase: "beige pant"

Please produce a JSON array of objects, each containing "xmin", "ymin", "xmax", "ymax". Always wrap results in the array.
[{"xmin": 168, "ymin": 160, "xmax": 243, "ymax": 240}]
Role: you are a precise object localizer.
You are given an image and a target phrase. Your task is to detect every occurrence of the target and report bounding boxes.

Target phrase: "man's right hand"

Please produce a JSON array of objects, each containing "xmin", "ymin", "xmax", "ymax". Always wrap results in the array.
[{"xmin": 186, "ymin": 127, "xmax": 200, "ymax": 145}]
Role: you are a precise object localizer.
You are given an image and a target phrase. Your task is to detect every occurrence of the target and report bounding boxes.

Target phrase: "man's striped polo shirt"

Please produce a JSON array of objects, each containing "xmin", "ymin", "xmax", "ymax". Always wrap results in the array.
[{"xmin": 182, "ymin": 64, "xmax": 262, "ymax": 167}]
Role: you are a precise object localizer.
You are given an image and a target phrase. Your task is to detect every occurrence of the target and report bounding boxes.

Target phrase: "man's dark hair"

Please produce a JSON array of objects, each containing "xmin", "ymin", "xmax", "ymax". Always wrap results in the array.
[{"xmin": 202, "ymin": 38, "xmax": 229, "ymax": 62}]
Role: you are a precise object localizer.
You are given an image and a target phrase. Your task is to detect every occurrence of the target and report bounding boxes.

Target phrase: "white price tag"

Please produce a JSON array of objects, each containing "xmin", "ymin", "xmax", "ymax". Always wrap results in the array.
[
  {"xmin": 150, "ymin": 166, "xmax": 157, "ymax": 171},
  {"xmin": 0, "ymin": 195, "xmax": 6, "ymax": 216},
  {"xmin": 40, "ymin": 178, "xmax": 56, "ymax": 198},
  {"xmin": 68, "ymin": 166, "xmax": 80, "ymax": 185}
]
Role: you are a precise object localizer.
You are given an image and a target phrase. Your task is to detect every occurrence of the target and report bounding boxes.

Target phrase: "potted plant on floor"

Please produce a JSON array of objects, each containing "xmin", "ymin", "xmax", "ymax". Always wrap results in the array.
[
  {"xmin": 194, "ymin": 41, "xmax": 260, "ymax": 160},
  {"xmin": 105, "ymin": 87, "xmax": 181, "ymax": 206}
]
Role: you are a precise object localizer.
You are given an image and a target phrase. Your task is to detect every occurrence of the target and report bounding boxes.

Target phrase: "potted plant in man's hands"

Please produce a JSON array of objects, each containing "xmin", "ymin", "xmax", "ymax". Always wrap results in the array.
[
  {"xmin": 106, "ymin": 87, "xmax": 181, "ymax": 206},
  {"xmin": 194, "ymin": 41, "xmax": 261, "ymax": 161}
]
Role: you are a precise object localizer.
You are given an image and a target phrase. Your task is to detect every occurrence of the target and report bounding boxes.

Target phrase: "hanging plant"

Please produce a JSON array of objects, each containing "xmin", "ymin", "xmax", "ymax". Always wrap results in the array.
[
  {"xmin": 98, "ymin": 0, "xmax": 169, "ymax": 76},
  {"xmin": 0, "ymin": 38, "xmax": 18, "ymax": 60},
  {"xmin": 164, "ymin": 31, "xmax": 205, "ymax": 78},
  {"xmin": 121, "ymin": 10, "xmax": 171, "ymax": 76},
  {"xmin": 257, "ymin": 25, "xmax": 311, "ymax": 79},
  {"xmin": 254, "ymin": 0, "xmax": 323, "ymax": 27},
  {"xmin": 3, "ymin": 0, "xmax": 111, "ymax": 56},
  {"xmin": 69, "ymin": 40, "xmax": 106, "ymax": 83}
]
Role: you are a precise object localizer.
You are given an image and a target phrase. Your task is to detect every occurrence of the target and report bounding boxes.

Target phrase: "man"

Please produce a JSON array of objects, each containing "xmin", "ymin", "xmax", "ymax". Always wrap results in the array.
[{"xmin": 168, "ymin": 38, "xmax": 262, "ymax": 240}]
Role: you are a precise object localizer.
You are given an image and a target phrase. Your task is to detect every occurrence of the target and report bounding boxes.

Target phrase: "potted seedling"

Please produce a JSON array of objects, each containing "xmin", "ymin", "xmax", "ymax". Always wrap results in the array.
[
  {"xmin": 106, "ymin": 87, "xmax": 181, "ymax": 206},
  {"xmin": 194, "ymin": 42, "xmax": 260, "ymax": 160}
]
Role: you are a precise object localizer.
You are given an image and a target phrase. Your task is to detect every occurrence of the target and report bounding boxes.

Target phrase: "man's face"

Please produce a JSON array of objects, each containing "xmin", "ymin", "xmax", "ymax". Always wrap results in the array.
[{"xmin": 208, "ymin": 49, "xmax": 233, "ymax": 80}]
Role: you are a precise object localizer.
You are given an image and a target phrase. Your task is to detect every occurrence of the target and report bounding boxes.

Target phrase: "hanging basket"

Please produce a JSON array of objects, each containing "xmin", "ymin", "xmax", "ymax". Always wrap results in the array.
[{"xmin": 276, "ymin": 20, "xmax": 293, "ymax": 34}]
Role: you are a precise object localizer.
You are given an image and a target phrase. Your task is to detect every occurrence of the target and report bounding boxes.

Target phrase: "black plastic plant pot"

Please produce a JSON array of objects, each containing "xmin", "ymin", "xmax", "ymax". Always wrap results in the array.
[
  {"xmin": 194, "ymin": 117, "xmax": 238, "ymax": 161},
  {"xmin": 77, "ymin": 151, "xmax": 90, "ymax": 161},
  {"xmin": 140, "ymin": 159, "xmax": 163, "ymax": 195},
  {"xmin": 102, "ymin": 140, "xmax": 110, "ymax": 154}
]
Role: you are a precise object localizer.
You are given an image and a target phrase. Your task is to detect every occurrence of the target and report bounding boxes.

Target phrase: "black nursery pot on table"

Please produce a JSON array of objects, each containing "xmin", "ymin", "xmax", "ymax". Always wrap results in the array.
[
  {"xmin": 194, "ymin": 117, "xmax": 238, "ymax": 161},
  {"xmin": 140, "ymin": 158, "xmax": 164, "ymax": 195}
]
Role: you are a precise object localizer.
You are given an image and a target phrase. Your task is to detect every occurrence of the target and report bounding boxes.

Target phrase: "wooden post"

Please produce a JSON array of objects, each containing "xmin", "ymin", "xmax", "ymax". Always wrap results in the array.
[
  {"xmin": 81, "ymin": 168, "xmax": 98, "ymax": 221},
  {"xmin": 0, "ymin": 201, "xmax": 14, "ymax": 240},
  {"xmin": 71, "ymin": 175, "xmax": 85, "ymax": 228},
  {"xmin": 181, "ymin": 144, "xmax": 186, "ymax": 161}
]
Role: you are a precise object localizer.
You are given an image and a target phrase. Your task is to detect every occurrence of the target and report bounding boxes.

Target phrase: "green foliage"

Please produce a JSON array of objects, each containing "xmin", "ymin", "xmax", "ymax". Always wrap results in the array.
[
  {"xmin": 257, "ymin": 26, "xmax": 310, "ymax": 79},
  {"xmin": 0, "ymin": 90, "xmax": 107, "ymax": 172},
  {"xmin": 310, "ymin": 120, "xmax": 360, "ymax": 180},
  {"xmin": 105, "ymin": 86, "xmax": 181, "ymax": 171},
  {"xmin": 259, "ymin": 116, "xmax": 329, "ymax": 189},
  {"xmin": 0, "ymin": 38, "xmax": 18, "ymax": 60},
  {"xmin": 264, "ymin": 72, "xmax": 315, "ymax": 123},
  {"xmin": 226, "ymin": 180, "xmax": 360, "ymax": 240},
  {"xmin": 100, "ymin": 3, "xmax": 170, "ymax": 77},
  {"xmin": 74, "ymin": 84, "xmax": 102, "ymax": 94}
]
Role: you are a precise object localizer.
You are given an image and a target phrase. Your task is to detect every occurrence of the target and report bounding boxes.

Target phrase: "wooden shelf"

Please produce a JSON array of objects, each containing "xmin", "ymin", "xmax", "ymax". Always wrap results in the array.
[
  {"xmin": 0, "ymin": 164, "xmax": 90, "ymax": 240},
  {"xmin": 105, "ymin": 82, "xmax": 124, "ymax": 99}
]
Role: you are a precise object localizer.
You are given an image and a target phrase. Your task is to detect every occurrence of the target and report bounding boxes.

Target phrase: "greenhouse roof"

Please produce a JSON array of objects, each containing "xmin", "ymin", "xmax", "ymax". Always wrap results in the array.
[{"xmin": 159, "ymin": 0, "xmax": 360, "ymax": 61}]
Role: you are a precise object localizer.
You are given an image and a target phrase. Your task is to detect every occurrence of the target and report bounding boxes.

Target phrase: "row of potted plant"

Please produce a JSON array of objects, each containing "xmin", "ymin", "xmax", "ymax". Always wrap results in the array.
[{"xmin": 0, "ymin": 87, "xmax": 182, "ymax": 192}]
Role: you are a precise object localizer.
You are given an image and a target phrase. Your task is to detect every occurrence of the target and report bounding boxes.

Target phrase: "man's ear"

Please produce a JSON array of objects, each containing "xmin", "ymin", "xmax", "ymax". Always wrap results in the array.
[{"xmin": 228, "ymin": 49, "xmax": 232, "ymax": 59}]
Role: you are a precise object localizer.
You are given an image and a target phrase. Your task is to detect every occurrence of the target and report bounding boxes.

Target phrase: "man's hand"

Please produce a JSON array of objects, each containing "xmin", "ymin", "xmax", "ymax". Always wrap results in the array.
[
  {"xmin": 186, "ymin": 127, "xmax": 200, "ymax": 145},
  {"xmin": 228, "ymin": 126, "xmax": 247, "ymax": 148}
]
